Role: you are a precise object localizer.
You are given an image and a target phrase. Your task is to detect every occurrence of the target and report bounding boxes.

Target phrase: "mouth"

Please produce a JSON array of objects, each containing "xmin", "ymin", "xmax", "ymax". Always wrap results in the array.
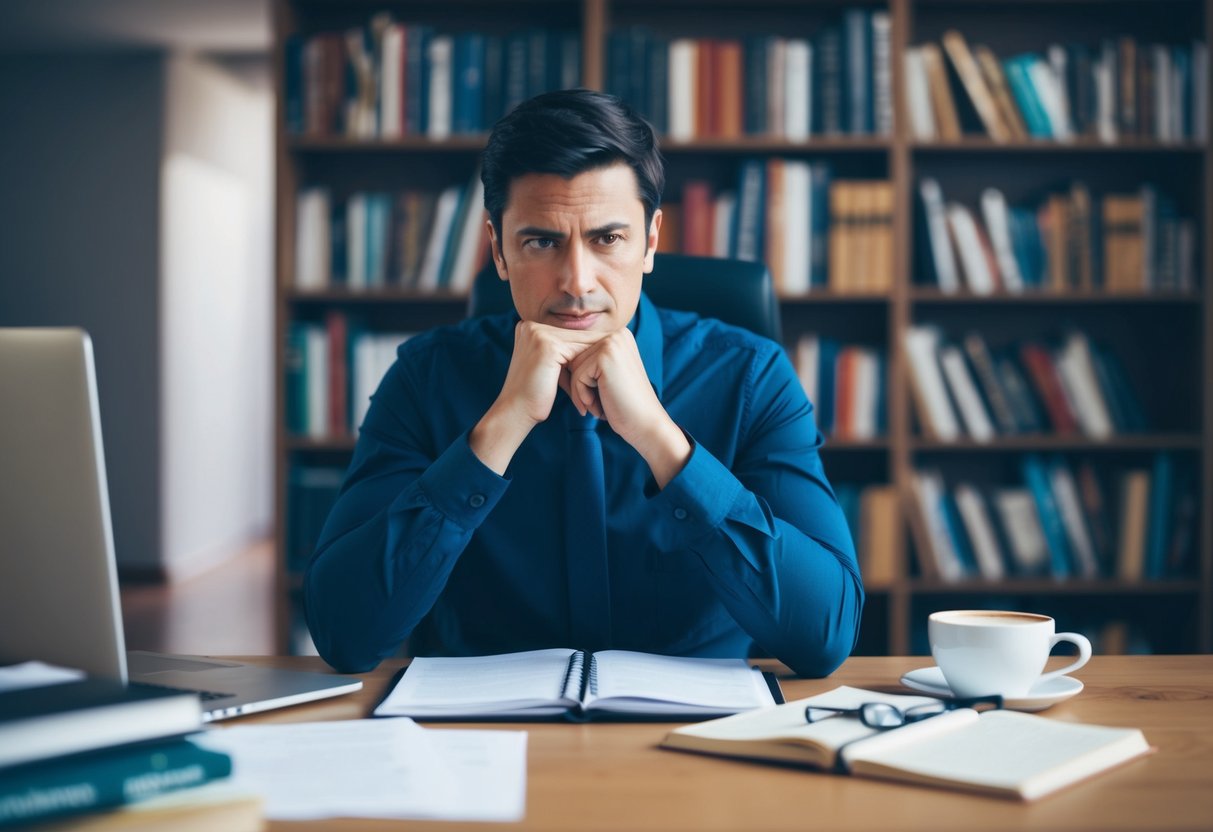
[{"xmin": 550, "ymin": 311, "xmax": 603, "ymax": 330}]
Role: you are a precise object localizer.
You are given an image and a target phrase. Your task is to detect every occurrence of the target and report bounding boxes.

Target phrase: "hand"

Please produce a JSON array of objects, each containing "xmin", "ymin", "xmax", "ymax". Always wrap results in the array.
[
  {"xmin": 469, "ymin": 321, "xmax": 603, "ymax": 474},
  {"xmin": 564, "ymin": 328, "xmax": 692, "ymax": 488}
]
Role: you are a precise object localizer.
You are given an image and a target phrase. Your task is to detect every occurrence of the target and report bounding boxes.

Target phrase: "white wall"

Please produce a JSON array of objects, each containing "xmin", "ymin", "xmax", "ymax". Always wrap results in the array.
[{"xmin": 159, "ymin": 53, "xmax": 273, "ymax": 580}]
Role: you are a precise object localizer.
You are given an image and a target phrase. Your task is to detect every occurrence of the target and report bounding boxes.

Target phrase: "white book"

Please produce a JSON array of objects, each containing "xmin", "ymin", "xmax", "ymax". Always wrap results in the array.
[
  {"xmin": 304, "ymin": 326, "xmax": 329, "ymax": 439},
  {"xmin": 446, "ymin": 175, "xmax": 487, "ymax": 293},
  {"xmin": 379, "ymin": 24, "xmax": 404, "ymax": 138},
  {"xmin": 712, "ymin": 192, "xmax": 736, "ymax": 259},
  {"xmin": 375, "ymin": 648, "xmax": 778, "ymax": 720},
  {"xmin": 938, "ymin": 345, "xmax": 995, "ymax": 442},
  {"xmin": 796, "ymin": 334, "xmax": 820, "ymax": 408},
  {"xmin": 993, "ymin": 488, "xmax": 1050, "ymax": 575},
  {"xmin": 1056, "ymin": 332, "xmax": 1115, "ymax": 439},
  {"xmin": 904, "ymin": 48, "xmax": 936, "ymax": 140},
  {"xmin": 954, "ymin": 483, "xmax": 1005, "ymax": 580},
  {"xmin": 294, "ymin": 187, "xmax": 331, "ymax": 289},
  {"xmin": 345, "ymin": 193, "xmax": 367, "ymax": 289},
  {"xmin": 904, "ymin": 326, "xmax": 960, "ymax": 441},
  {"xmin": 911, "ymin": 469, "xmax": 965, "ymax": 582},
  {"xmin": 415, "ymin": 185, "xmax": 463, "ymax": 292},
  {"xmin": 1045, "ymin": 45, "xmax": 1074, "ymax": 141},
  {"xmin": 1152, "ymin": 45, "xmax": 1172, "ymax": 142},
  {"xmin": 783, "ymin": 39, "xmax": 811, "ymax": 141},
  {"xmin": 767, "ymin": 38, "xmax": 786, "ymax": 137},
  {"xmin": 945, "ymin": 202, "xmax": 996, "ymax": 295},
  {"xmin": 852, "ymin": 348, "xmax": 879, "ymax": 440},
  {"xmin": 427, "ymin": 35, "xmax": 453, "ymax": 141},
  {"xmin": 980, "ymin": 188, "xmax": 1024, "ymax": 292},
  {"xmin": 668, "ymin": 39, "xmax": 697, "ymax": 141},
  {"xmin": 1049, "ymin": 461, "xmax": 1100, "ymax": 579},
  {"xmin": 1095, "ymin": 45, "xmax": 1118, "ymax": 144},
  {"xmin": 781, "ymin": 160, "xmax": 811, "ymax": 294},
  {"xmin": 919, "ymin": 179, "xmax": 958, "ymax": 292},
  {"xmin": 662, "ymin": 686, "xmax": 1152, "ymax": 801},
  {"xmin": 871, "ymin": 12, "xmax": 893, "ymax": 136}
]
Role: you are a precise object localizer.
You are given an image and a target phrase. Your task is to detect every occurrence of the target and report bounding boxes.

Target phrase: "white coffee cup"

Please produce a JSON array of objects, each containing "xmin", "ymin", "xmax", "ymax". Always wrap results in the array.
[{"xmin": 928, "ymin": 610, "xmax": 1092, "ymax": 698}]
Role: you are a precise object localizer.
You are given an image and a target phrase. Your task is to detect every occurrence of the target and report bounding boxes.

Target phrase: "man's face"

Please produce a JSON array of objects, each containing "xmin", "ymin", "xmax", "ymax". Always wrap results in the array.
[{"xmin": 487, "ymin": 163, "xmax": 661, "ymax": 333}]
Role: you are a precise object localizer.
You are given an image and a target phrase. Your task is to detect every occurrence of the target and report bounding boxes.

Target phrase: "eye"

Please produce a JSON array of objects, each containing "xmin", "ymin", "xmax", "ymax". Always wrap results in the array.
[
  {"xmin": 524, "ymin": 238, "xmax": 557, "ymax": 250},
  {"xmin": 598, "ymin": 233, "xmax": 622, "ymax": 246}
]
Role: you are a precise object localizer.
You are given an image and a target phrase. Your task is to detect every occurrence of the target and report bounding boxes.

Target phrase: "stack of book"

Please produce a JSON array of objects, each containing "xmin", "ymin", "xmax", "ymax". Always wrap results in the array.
[
  {"xmin": 294, "ymin": 171, "xmax": 489, "ymax": 293},
  {"xmin": 0, "ymin": 671, "xmax": 255, "ymax": 829},
  {"xmin": 905, "ymin": 29, "xmax": 1208, "ymax": 143},
  {"xmin": 907, "ymin": 453, "xmax": 1197, "ymax": 584},
  {"xmin": 916, "ymin": 178, "xmax": 1197, "ymax": 295},
  {"xmin": 284, "ymin": 312, "xmax": 412, "ymax": 439},
  {"xmin": 904, "ymin": 327, "xmax": 1145, "ymax": 443},
  {"xmin": 284, "ymin": 15, "xmax": 580, "ymax": 139},
  {"xmin": 607, "ymin": 10, "xmax": 893, "ymax": 140}
]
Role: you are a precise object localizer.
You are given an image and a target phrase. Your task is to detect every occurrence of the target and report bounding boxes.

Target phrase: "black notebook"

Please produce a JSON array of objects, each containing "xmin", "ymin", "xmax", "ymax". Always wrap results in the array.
[{"xmin": 373, "ymin": 648, "xmax": 783, "ymax": 721}]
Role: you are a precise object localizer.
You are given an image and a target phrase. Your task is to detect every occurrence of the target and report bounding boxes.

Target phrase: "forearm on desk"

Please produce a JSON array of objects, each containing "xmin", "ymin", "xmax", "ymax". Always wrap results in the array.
[{"xmin": 304, "ymin": 431, "xmax": 508, "ymax": 673}]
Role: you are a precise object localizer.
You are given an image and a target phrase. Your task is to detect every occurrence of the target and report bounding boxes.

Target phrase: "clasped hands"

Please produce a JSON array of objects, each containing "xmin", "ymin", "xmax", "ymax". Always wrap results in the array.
[{"xmin": 469, "ymin": 321, "xmax": 692, "ymax": 487}]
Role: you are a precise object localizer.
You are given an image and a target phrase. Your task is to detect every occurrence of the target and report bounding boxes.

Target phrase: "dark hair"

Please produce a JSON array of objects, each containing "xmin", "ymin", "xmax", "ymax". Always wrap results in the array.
[{"xmin": 481, "ymin": 89, "xmax": 664, "ymax": 244}]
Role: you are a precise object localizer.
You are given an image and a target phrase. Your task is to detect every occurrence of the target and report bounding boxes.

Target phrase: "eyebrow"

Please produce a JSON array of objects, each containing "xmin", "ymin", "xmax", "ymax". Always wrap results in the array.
[{"xmin": 515, "ymin": 221, "xmax": 631, "ymax": 240}]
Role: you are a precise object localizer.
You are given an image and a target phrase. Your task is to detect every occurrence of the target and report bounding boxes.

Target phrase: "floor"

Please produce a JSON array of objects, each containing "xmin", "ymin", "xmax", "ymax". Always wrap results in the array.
[{"xmin": 119, "ymin": 540, "xmax": 277, "ymax": 656}]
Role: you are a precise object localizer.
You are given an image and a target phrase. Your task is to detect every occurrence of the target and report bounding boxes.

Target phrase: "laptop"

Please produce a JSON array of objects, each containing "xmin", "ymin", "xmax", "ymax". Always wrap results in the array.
[{"xmin": 0, "ymin": 327, "xmax": 361, "ymax": 721}]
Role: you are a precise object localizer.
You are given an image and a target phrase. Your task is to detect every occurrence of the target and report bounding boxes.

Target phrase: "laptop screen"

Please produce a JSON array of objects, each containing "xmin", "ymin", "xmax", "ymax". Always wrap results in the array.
[{"xmin": 0, "ymin": 328, "xmax": 129, "ymax": 680}]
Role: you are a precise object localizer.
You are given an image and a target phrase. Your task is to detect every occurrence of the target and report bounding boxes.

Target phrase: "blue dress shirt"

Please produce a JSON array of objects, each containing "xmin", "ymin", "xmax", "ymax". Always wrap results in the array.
[{"xmin": 304, "ymin": 293, "xmax": 864, "ymax": 676}]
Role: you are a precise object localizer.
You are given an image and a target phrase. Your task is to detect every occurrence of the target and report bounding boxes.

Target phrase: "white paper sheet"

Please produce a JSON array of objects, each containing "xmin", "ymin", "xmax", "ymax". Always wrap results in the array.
[
  {"xmin": 0, "ymin": 661, "xmax": 85, "ymax": 693},
  {"xmin": 191, "ymin": 718, "xmax": 527, "ymax": 822}
]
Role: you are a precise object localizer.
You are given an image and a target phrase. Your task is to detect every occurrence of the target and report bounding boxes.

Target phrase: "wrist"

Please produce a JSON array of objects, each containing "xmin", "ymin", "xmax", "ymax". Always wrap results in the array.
[
  {"xmin": 469, "ymin": 403, "xmax": 535, "ymax": 475},
  {"xmin": 633, "ymin": 416, "xmax": 693, "ymax": 490}
]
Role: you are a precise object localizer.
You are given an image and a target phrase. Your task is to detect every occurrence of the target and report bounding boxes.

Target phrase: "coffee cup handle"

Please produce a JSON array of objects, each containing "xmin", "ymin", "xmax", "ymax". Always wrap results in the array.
[{"xmin": 1039, "ymin": 632, "xmax": 1092, "ymax": 684}]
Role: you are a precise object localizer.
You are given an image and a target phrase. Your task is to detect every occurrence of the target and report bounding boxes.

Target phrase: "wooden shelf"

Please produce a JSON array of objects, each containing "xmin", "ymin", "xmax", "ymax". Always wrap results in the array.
[
  {"xmin": 911, "ymin": 435, "xmax": 1204, "ymax": 452},
  {"xmin": 286, "ymin": 288, "xmax": 469, "ymax": 304},
  {"xmin": 291, "ymin": 136, "xmax": 488, "ymax": 153},
  {"xmin": 780, "ymin": 291, "xmax": 891, "ymax": 305},
  {"xmin": 909, "ymin": 138, "xmax": 1207, "ymax": 154},
  {"xmin": 909, "ymin": 579, "xmax": 1203, "ymax": 596},
  {"xmin": 909, "ymin": 289, "xmax": 1202, "ymax": 305}
]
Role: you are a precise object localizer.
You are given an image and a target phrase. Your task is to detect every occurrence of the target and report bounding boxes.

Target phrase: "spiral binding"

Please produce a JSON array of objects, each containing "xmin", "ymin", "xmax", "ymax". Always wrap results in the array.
[{"xmin": 562, "ymin": 650, "xmax": 587, "ymax": 701}]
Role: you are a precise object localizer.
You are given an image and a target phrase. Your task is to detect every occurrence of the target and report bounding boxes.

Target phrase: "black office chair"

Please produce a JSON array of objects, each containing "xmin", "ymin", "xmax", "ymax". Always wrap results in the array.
[{"xmin": 466, "ymin": 252, "xmax": 783, "ymax": 343}]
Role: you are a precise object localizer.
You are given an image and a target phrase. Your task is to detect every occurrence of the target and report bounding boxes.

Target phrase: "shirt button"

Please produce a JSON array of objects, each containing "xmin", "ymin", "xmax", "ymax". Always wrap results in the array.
[
  {"xmin": 673, "ymin": 507, "xmax": 688, "ymax": 521},
  {"xmin": 469, "ymin": 494, "xmax": 486, "ymax": 508}
]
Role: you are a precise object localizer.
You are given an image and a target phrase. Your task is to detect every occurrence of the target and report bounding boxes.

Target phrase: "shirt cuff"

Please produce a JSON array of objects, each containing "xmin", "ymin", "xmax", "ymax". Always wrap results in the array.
[
  {"xmin": 405, "ymin": 430, "xmax": 510, "ymax": 530},
  {"xmin": 650, "ymin": 436, "xmax": 741, "ymax": 553}
]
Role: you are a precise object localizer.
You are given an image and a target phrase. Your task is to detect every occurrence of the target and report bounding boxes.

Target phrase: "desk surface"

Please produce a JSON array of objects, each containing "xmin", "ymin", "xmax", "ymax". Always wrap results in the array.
[{"xmin": 225, "ymin": 655, "xmax": 1213, "ymax": 831}]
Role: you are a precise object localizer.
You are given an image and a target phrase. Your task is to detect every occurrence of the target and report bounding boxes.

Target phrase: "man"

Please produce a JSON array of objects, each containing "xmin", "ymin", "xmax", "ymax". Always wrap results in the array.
[{"xmin": 305, "ymin": 90, "xmax": 863, "ymax": 677}]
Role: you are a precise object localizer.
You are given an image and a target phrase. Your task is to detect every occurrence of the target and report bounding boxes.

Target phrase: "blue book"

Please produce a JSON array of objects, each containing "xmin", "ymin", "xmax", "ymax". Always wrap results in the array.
[
  {"xmin": 743, "ymin": 36, "xmax": 769, "ymax": 135},
  {"xmin": 809, "ymin": 163, "xmax": 832, "ymax": 287},
  {"xmin": 842, "ymin": 9, "xmax": 872, "ymax": 135},
  {"xmin": 1145, "ymin": 452, "xmax": 1174, "ymax": 579},
  {"xmin": 284, "ymin": 35, "xmax": 305, "ymax": 133},
  {"xmin": 646, "ymin": 33, "xmax": 669, "ymax": 135},
  {"xmin": 481, "ymin": 35, "xmax": 505, "ymax": 129},
  {"xmin": 404, "ymin": 25, "xmax": 432, "ymax": 135},
  {"xmin": 0, "ymin": 739, "xmax": 229, "ymax": 828},
  {"xmin": 452, "ymin": 32, "xmax": 486, "ymax": 135},
  {"xmin": 1003, "ymin": 55, "xmax": 1053, "ymax": 138},
  {"xmin": 1021, "ymin": 454, "xmax": 1072, "ymax": 578},
  {"xmin": 941, "ymin": 489, "xmax": 978, "ymax": 577},
  {"xmin": 816, "ymin": 338, "xmax": 839, "ymax": 435},
  {"xmin": 732, "ymin": 159, "xmax": 766, "ymax": 263}
]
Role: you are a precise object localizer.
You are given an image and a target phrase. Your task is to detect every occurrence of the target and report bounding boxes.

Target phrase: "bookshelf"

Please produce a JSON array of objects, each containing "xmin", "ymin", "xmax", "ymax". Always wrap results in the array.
[{"xmin": 272, "ymin": 0, "xmax": 1212, "ymax": 658}]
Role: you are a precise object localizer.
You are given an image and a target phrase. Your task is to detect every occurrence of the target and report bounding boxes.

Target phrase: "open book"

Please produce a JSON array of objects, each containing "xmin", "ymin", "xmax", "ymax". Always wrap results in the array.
[
  {"xmin": 661, "ymin": 686, "xmax": 1153, "ymax": 801},
  {"xmin": 373, "ymin": 648, "xmax": 782, "ymax": 721}
]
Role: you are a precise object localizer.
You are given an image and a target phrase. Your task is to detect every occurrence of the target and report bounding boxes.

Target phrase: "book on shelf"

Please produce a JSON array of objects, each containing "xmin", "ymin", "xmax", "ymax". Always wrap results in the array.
[
  {"xmin": 373, "ymin": 648, "xmax": 782, "ymax": 721},
  {"xmin": 908, "ymin": 31, "xmax": 1206, "ymax": 143},
  {"xmin": 794, "ymin": 336, "xmax": 885, "ymax": 441},
  {"xmin": 0, "ymin": 739, "xmax": 232, "ymax": 828},
  {"xmin": 661, "ymin": 686, "xmax": 1152, "ymax": 801},
  {"xmin": 0, "ymin": 677, "xmax": 203, "ymax": 770}
]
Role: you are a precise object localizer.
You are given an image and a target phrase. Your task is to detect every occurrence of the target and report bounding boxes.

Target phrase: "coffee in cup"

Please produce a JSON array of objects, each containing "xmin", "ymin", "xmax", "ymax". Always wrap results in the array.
[{"xmin": 928, "ymin": 610, "xmax": 1092, "ymax": 698}]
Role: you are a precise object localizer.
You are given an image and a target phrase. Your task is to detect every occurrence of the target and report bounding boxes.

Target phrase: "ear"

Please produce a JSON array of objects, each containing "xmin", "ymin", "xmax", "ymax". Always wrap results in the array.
[
  {"xmin": 642, "ymin": 208, "xmax": 663, "ymax": 274},
  {"xmin": 487, "ymin": 219, "xmax": 508, "ymax": 281}
]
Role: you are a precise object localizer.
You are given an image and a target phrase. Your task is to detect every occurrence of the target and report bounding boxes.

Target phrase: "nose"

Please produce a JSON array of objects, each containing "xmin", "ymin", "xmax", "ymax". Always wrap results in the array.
[{"xmin": 558, "ymin": 241, "xmax": 596, "ymax": 298}]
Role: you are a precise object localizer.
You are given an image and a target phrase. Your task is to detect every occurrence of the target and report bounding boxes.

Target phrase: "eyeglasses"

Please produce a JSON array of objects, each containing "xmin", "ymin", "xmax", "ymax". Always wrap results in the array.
[{"xmin": 804, "ymin": 695, "xmax": 1004, "ymax": 730}]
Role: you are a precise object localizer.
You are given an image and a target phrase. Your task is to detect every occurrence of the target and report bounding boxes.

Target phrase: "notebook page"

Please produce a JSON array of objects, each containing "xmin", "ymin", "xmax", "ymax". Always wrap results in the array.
[
  {"xmin": 585, "ymin": 651, "xmax": 771, "ymax": 710},
  {"xmin": 844, "ymin": 710, "xmax": 1151, "ymax": 800},
  {"xmin": 375, "ymin": 648, "xmax": 577, "ymax": 716}
]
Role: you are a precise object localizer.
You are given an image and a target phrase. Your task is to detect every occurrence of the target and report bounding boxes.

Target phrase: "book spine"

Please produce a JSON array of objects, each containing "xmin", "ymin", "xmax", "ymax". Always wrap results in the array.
[{"xmin": 0, "ymin": 741, "xmax": 230, "ymax": 827}]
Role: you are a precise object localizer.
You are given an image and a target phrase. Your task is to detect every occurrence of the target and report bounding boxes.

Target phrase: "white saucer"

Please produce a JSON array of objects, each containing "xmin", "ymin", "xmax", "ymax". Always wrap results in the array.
[{"xmin": 899, "ymin": 666, "xmax": 1083, "ymax": 712}]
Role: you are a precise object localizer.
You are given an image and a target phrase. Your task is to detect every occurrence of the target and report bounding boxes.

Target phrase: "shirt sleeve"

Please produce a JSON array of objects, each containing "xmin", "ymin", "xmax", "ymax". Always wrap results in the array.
[
  {"xmin": 648, "ymin": 343, "xmax": 865, "ymax": 678},
  {"xmin": 302, "ymin": 358, "xmax": 509, "ymax": 673}
]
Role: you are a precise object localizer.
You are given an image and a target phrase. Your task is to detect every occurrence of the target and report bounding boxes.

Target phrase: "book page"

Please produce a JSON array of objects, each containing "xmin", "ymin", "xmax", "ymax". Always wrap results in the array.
[
  {"xmin": 844, "ymin": 709, "xmax": 1151, "ymax": 800},
  {"xmin": 374, "ymin": 648, "xmax": 577, "ymax": 717},
  {"xmin": 584, "ymin": 651, "xmax": 772, "ymax": 713}
]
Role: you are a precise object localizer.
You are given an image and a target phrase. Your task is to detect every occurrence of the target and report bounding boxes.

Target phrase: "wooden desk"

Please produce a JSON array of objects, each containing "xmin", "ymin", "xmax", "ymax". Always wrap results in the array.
[{"xmin": 227, "ymin": 655, "xmax": 1213, "ymax": 831}]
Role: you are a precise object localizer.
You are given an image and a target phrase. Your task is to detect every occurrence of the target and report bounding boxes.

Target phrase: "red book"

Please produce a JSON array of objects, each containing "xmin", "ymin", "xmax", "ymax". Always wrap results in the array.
[
  {"xmin": 1019, "ymin": 343, "xmax": 1078, "ymax": 434},
  {"xmin": 682, "ymin": 181, "xmax": 714, "ymax": 256},
  {"xmin": 326, "ymin": 310, "xmax": 348, "ymax": 435}
]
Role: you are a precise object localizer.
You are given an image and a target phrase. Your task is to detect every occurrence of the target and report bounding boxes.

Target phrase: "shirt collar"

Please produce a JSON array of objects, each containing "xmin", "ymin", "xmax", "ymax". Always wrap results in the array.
[{"xmin": 630, "ymin": 291, "xmax": 664, "ymax": 398}]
